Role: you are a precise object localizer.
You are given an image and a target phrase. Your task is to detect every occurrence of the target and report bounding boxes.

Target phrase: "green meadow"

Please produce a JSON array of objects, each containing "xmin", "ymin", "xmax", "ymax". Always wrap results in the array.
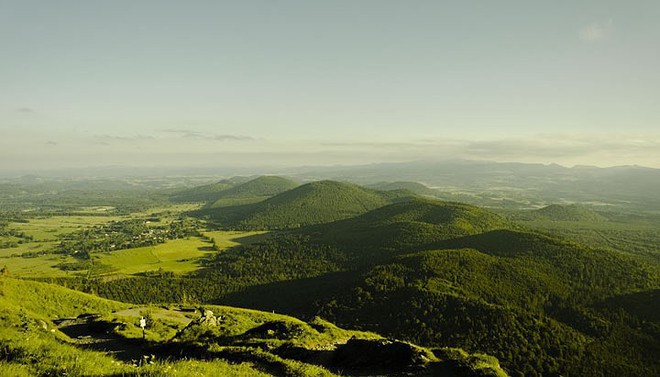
[
  {"xmin": 0, "ymin": 230, "xmax": 269, "ymax": 278},
  {"xmin": 8, "ymin": 215, "xmax": 122, "ymax": 241},
  {"xmin": 97, "ymin": 238, "xmax": 212, "ymax": 275}
]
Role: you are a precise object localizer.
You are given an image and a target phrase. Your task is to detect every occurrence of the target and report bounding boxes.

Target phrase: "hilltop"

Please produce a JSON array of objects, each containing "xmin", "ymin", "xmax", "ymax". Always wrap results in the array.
[
  {"xmin": 198, "ymin": 180, "xmax": 406, "ymax": 229},
  {"xmin": 206, "ymin": 176, "xmax": 299, "ymax": 208},
  {"xmin": 311, "ymin": 198, "xmax": 510, "ymax": 257}
]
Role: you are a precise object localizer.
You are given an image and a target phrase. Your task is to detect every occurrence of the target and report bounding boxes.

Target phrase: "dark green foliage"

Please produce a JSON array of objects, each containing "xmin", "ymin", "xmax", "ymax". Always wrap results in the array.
[
  {"xmin": 315, "ymin": 247, "xmax": 658, "ymax": 376},
  {"xmin": 596, "ymin": 289, "xmax": 660, "ymax": 323},
  {"xmin": 201, "ymin": 234, "xmax": 347, "ymax": 284},
  {"xmin": 315, "ymin": 198, "xmax": 509, "ymax": 253},
  {"xmin": 320, "ymin": 283, "xmax": 588, "ymax": 376}
]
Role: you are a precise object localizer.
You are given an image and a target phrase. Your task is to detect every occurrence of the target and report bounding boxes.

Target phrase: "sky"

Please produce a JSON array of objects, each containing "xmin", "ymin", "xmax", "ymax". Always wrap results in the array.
[{"xmin": 1, "ymin": 1, "xmax": 659, "ymax": 174}]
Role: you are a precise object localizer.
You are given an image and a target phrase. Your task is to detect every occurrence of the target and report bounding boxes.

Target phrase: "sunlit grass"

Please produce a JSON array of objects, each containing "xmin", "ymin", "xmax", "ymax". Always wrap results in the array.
[{"xmin": 97, "ymin": 238, "xmax": 211, "ymax": 275}]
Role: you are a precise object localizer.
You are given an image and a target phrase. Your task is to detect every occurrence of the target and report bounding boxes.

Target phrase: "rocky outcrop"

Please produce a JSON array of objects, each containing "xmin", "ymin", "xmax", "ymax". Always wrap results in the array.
[{"xmin": 332, "ymin": 337, "xmax": 436, "ymax": 370}]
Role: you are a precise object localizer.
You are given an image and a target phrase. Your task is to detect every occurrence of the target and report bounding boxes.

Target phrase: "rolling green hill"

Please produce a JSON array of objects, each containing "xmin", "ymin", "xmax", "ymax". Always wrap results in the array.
[
  {"xmin": 200, "ymin": 180, "xmax": 402, "ymax": 229},
  {"xmin": 207, "ymin": 175, "xmax": 299, "ymax": 208},
  {"xmin": 366, "ymin": 181, "xmax": 439, "ymax": 196},
  {"xmin": 310, "ymin": 198, "xmax": 510, "ymax": 259},
  {"xmin": 169, "ymin": 178, "xmax": 241, "ymax": 203}
]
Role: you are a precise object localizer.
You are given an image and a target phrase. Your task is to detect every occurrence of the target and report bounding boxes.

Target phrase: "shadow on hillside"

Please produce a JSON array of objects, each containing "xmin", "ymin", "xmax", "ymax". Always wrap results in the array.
[
  {"xmin": 595, "ymin": 288, "xmax": 660, "ymax": 322},
  {"xmin": 231, "ymin": 232, "xmax": 273, "ymax": 245},
  {"xmin": 422, "ymin": 229, "xmax": 553, "ymax": 257},
  {"xmin": 57, "ymin": 318, "xmax": 146, "ymax": 362},
  {"xmin": 221, "ymin": 270, "xmax": 364, "ymax": 317}
]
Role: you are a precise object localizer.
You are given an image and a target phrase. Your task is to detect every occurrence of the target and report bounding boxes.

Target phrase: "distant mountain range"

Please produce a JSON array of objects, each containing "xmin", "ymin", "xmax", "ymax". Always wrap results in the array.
[
  {"xmin": 287, "ymin": 160, "xmax": 660, "ymax": 214},
  {"xmin": 5, "ymin": 159, "xmax": 660, "ymax": 214}
]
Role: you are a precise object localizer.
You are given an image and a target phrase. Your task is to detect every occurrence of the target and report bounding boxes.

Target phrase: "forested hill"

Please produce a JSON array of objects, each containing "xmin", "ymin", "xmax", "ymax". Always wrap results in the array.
[
  {"xmin": 170, "ymin": 176, "xmax": 298, "ymax": 206},
  {"xmin": 206, "ymin": 176, "xmax": 299, "ymax": 208},
  {"xmin": 307, "ymin": 198, "xmax": 510, "ymax": 257},
  {"xmin": 169, "ymin": 178, "xmax": 243, "ymax": 203},
  {"xmin": 196, "ymin": 180, "xmax": 410, "ymax": 229}
]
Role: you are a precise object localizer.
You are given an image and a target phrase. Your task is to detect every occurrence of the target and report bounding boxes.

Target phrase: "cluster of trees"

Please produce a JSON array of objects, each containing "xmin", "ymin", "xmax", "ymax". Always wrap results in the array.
[
  {"xmin": 0, "ymin": 226, "xmax": 33, "ymax": 249},
  {"xmin": 201, "ymin": 234, "xmax": 347, "ymax": 285}
]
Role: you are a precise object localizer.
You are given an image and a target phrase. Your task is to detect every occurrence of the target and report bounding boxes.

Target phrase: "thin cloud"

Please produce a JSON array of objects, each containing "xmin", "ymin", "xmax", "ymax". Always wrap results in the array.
[
  {"xmin": 213, "ymin": 134, "xmax": 255, "ymax": 141},
  {"xmin": 93, "ymin": 134, "xmax": 155, "ymax": 143},
  {"xmin": 320, "ymin": 141, "xmax": 426, "ymax": 148},
  {"xmin": 17, "ymin": 107, "xmax": 35, "ymax": 114},
  {"xmin": 164, "ymin": 129, "xmax": 205, "ymax": 138},
  {"xmin": 164, "ymin": 128, "xmax": 254, "ymax": 142},
  {"xmin": 579, "ymin": 20, "xmax": 612, "ymax": 43}
]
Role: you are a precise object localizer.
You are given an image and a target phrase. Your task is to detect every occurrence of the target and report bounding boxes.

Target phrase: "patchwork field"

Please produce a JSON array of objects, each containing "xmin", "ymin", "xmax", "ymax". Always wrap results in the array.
[{"xmin": 0, "ymin": 204, "xmax": 269, "ymax": 278}]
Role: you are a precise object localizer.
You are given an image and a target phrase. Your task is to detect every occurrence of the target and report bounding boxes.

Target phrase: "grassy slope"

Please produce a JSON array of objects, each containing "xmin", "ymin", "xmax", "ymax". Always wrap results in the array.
[{"xmin": 0, "ymin": 277, "xmax": 306, "ymax": 376}]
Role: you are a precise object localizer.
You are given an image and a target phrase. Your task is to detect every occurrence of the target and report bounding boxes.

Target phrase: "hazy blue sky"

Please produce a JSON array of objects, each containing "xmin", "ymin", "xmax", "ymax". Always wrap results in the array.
[{"xmin": 1, "ymin": 1, "xmax": 659, "ymax": 172}]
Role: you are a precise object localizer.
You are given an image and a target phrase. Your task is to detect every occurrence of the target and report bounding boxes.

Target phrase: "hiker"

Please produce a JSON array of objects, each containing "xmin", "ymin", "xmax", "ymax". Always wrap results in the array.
[{"xmin": 139, "ymin": 316, "xmax": 146, "ymax": 340}]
